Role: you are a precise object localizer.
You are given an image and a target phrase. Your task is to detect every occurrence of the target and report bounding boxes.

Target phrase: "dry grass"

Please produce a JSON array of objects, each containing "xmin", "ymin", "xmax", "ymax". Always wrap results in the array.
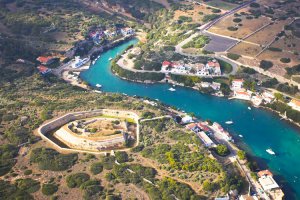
[
  {"xmin": 173, "ymin": 4, "xmax": 224, "ymax": 23},
  {"xmin": 209, "ymin": 15, "xmax": 271, "ymax": 39},
  {"xmin": 245, "ymin": 19, "xmax": 292, "ymax": 45},
  {"xmin": 229, "ymin": 42, "xmax": 262, "ymax": 57}
]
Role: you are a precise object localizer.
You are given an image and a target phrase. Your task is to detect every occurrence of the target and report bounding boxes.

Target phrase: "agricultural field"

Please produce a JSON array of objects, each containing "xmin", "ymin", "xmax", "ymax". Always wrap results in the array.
[
  {"xmin": 208, "ymin": 15, "xmax": 271, "ymax": 39},
  {"xmin": 258, "ymin": 50, "xmax": 300, "ymax": 75},
  {"xmin": 202, "ymin": 0, "xmax": 238, "ymax": 10},
  {"xmin": 229, "ymin": 42, "xmax": 263, "ymax": 57},
  {"xmin": 245, "ymin": 19, "xmax": 293, "ymax": 46},
  {"xmin": 173, "ymin": 3, "xmax": 225, "ymax": 24}
]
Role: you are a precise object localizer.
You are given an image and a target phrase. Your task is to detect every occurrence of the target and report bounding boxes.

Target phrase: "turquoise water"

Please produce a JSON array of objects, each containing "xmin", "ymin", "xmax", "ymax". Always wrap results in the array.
[{"xmin": 81, "ymin": 39, "xmax": 300, "ymax": 199}]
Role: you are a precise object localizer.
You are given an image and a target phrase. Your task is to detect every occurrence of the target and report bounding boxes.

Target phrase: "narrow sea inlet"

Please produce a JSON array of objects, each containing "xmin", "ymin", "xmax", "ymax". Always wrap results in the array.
[{"xmin": 81, "ymin": 39, "xmax": 300, "ymax": 200}]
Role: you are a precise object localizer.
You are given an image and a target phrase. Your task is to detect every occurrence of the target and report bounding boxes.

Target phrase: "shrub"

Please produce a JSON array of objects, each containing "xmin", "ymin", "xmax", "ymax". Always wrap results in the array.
[
  {"xmin": 280, "ymin": 58, "xmax": 291, "ymax": 63},
  {"xmin": 260, "ymin": 60, "xmax": 273, "ymax": 70},
  {"xmin": 66, "ymin": 173, "xmax": 90, "ymax": 188},
  {"xmin": 237, "ymin": 150, "xmax": 246, "ymax": 160},
  {"xmin": 90, "ymin": 162, "xmax": 103, "ymax": 175},
  {"xmin": 0, "ymin": 144, "xmax": 18, "ymax": 176},
  {"xmin": 227, "ymin": 26, "xmax": 238, "ymax": 31},
  {"xmin": 102, "ymin": 156, "xmax": 115, "ymax": 170},
  {"xmin": 115, "ymin": 151, "xmax": 129, "ymax": 163},
  {"xmin": 16, "ymin": 178, "xmax": 40, "ymax": 193},
  {"xmin": 233, "ymin": 18, "xmax": 242, "ymax": 23},
  {"xmin": 250, "ymin": 2, "xmax": 260, "ymax": 8},
  {"xmin": 42, "ymin": 183, "xmax": 58, "ymax": 196},
  {"xmin": 215, "ymin": 144, "xmax": 230, "ymax": 156},
  {"xmin": 227, "ymin": 53, "xmax": 241, "ymax": 60},
  {"xmin": 30, "ymin": 148, "xmax": 78, "ymax": 171},
  {"xmin": 24, "ymin": 169, "xmax": 32, "ymax": 175}
]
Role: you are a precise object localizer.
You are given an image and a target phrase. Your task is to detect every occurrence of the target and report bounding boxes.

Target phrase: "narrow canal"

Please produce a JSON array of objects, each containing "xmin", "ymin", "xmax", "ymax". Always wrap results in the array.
[{"xmin": 81, "ymin": 39, "xmax": 300, "ymax": 199}]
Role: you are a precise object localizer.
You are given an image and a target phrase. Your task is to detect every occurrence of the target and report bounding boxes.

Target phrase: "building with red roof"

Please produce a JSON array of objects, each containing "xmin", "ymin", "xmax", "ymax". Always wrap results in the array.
[
  {"xmin": 37, "ymin": 65, "xmax": 51, "ymax": 75},
  {"xmin": 37, "ymin": 56, "xmax": 55, "ymax": 65}
]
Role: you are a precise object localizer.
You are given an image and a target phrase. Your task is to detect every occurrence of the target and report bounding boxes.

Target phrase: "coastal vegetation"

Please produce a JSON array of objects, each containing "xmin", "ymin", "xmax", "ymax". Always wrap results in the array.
[{"xmin": 111, "ymin": 61, "xmax": 165, "ymax": 82}]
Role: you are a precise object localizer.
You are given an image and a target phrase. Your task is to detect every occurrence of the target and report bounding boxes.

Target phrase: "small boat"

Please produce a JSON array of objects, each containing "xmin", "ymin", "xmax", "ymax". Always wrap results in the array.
[
  {"xmin": 238, "ymin": 134, "xmax": 243, "ymax": 138},
  {"xmin": 225, "ymin": 121, "xmax": 233, "ymax": 125},
  {"xmin": 92, "ymin": 60, "xmax": 96, "ymax": 65},
  {"xmin": 248, "ymin": 107, "xmax": 251, "ymax": 110},
  {"xmin": 108, "ymin": 57, "xmax": 113, "ymax": 61},
  {"xmin": 168, "ymin": 87, "xmax": 176, "ymax": 92},
  {"xmin": 95, "ymin": 84, "xmax": 102, "ymax": 88},
  {"xmin": 266, "ymin": 148, "xmax": 275, "ymax": 155}
]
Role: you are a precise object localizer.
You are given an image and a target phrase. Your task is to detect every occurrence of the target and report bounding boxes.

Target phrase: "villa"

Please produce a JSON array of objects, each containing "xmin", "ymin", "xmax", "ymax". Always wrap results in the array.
[
  {"xmin": 121, "ymin": 27, "xmax": 135, "ymax": 36},
  {"xmin": 73, "ymin": 56, "xmax": 89, "ymax": 68},
  {"xmin": 197, "ymin": 131, "xmax": 215, "ymax": 147},
  {"xmin": 257, "ymin": 170, "xmax": 284, "ymax": 200},
  {"xmin": 251, "ymin": 95, "xmax": 263, "ymax": 106},
  {"xmin": 37, "ymin": 65, "xmax": 52, "ymax": 75},
  {"xmin": 262, "ymin": 91, "xmax": 275, "ymax": 103},
  {"xmin": 161, "ymin": 60, "xmax": 222, "ymax": 76},
  {"xmin": 288, "ymin": 99, "xmax": 300, "ymax": 111},
  {"xmin": 186, "ymin": 123, "xmax": 201, "ymax": 133},
  {"xmin": 206, "ymin": 60, "xmax": 221, "ymax": 76},
  {"xmin": 231, "ymin": 79, "xmax": 244, "ymax": 91},
  {"xmin": 181, "ymin": 115, "xmax": 194, "ymax": 124},
  {"xmin": 211, "ymin": 82, "xmax": 221, "ymax": 91},
  {"xmin": 37, "ymin": 56, "xmax": 56, "ymax": 65},
  {"xmin": 233, "ymin": 90, "xmax": 252, "ymax": 101}
]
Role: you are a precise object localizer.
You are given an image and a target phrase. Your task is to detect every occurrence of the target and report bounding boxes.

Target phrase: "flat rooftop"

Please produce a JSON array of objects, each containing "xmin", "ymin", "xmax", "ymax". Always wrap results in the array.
[{"xmin": 258, "ymin": 176, "xmax": 279, "ymax": 191}]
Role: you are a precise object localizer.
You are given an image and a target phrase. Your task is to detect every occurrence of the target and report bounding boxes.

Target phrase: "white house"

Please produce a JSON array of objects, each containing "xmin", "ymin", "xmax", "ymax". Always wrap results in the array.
[
  {"xmin": 262, "ymin": 91, "xmax": 275, "ymax": 103},
  {"xmin": 251, "ymin": 95, "xmax": 263, "ymax": 106},
  {"xmin": 201, "ymin": 82, "xmax": 211, "ymax": 88},
  {"xmin": 231, "ymin": 79, "xmax": 244, "ymax": 91},
  {"xmin": 73, "ymin": 56, "xmax": 89, "ymax": 68},
  {"xmin": 211, "ymin": 82, "xmax": 221, "ymax": 91},
  {"xmin": 206, "ymin": 60, "xmax": 221, "ymax": 76},
  {"xmin": 121, "ymin": 27, "xmax": 134, "ymax": 36},
  {"xmin": 181, "ymin": 115, "xmax": 194, "ymax": 124},
  {"xmin": 197, "ymin": 131, "xmax": 215, "ymax": 147}
]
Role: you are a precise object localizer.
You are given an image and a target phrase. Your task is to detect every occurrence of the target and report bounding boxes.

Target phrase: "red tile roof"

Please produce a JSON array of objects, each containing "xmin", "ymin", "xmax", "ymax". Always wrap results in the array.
[
  {"xmin": 258, "ymin": 170, "xmax": 273, "ymax": 177},
  {"xmin": 37, "ymin": 56, "xmax": 53, "ymax": 64},
  {"xmin": 186, "ymin": 123, "xmax": 197, "ymax": 129},
  {"xmin": 207, "ymin": 61, "xmax": 220, "ymax": 68},
  {"xmin": 162, "ymin": 61, "xmax": 172, "ymax": 66},
  {"xmin": 291, "ymin": 99, "xmax": 300, "ymax": 107},
  {"xmin": 37, "ymin": 65, "xmax": 50, "ymax": 73},
  {"xmin": 233, "ymin": 79, "xmax": 244, "ymax": 82}
]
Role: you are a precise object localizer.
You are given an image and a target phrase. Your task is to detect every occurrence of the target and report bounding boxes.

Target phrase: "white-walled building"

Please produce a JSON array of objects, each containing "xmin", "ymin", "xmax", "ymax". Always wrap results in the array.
[{"xmin": 231, "ymin": 79, "xmax": 244, "ymax": 91}]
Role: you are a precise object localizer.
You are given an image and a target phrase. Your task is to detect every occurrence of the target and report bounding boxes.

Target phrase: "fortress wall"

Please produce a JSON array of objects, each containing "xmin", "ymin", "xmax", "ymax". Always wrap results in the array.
[{"xmin": 37, "ymin": 109, "xmax": 139, "ymax": 153}]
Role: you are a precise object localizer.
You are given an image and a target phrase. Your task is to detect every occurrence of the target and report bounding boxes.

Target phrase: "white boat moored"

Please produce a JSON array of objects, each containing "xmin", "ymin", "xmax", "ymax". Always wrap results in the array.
[
  {"xmin": 168, "ymin": 87, "xmax": 176, "ymax": 92},
  {"xmin": 266, "ymin": 148, "xmax": 275, "ymax": 155},
  {"xmin": 248, "ymin": 107, "xmax": 251, "ymax": 110},
  {"xmin": 109, "ymin": 57, "xmax": 113, "ymax": 61},
  {"xmin": 95, "ymin": 84, "xmax": 102, "ymax": 88},
  {"xmin": 225, "ymin": 121, "xmax": 233, "ymax": 125},
  {"xmin": 238, "ymin": 134, "xmax": 243, "ymax": 138}
]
